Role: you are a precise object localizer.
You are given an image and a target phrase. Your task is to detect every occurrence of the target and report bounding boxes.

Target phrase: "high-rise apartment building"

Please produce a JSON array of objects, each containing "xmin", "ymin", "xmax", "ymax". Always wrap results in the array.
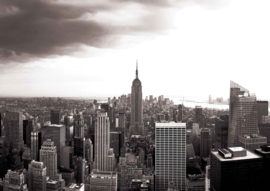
[
  {"xmin": 215, "ymin": 115, "xmax": 229, "ymax": 150},
  {"xmin": 50, "ymin": 110, "xmax": 60, "ymax": 125},
  {"xmin": 130, "ymin": 63, "xmax": 144, "ymax": 137},
  {"xmin": 28, "ymin": 160, "xmax": 47, "ymax": 191},
  {"xmin": 210, "ymin": 147, "xmax": 263, "ymax": 191},
  {"xmin": 40, "ymin": 139, "xmax": 57, "ymax": 179},
  {"xmin": 41, "ymin": 124, "xmax": 66, "ymax": 168},
  {"xmin": 200, "ymin": 128, "xmax": 210, "ymax": 158},
  {"xmin": 6, "ymin": 111, "xmax": 24, "ymax": 152},
  {"xmin": 155, "ymin": 122, "xmax": 186, "ymax": 191},
  {"xmin": 228, "ymin": 81, "xmax": 259, "ymax": 147},
  {"xmin": 257, "ymin": 101, "xmax": 268, "ymax": 124},
  {"xmin": 95, "ymin": 111, "xmax": 110, "ymax": 171}
]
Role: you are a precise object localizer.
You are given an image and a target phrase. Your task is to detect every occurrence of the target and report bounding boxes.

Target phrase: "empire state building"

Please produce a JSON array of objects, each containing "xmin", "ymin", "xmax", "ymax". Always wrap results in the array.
[{"xmin": 130, "ymin": 62, "xmax": 144, "ymax": 137}]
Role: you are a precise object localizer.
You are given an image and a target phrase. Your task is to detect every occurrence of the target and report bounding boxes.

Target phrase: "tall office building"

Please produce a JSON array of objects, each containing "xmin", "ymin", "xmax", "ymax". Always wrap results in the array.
[
  {"xmin": 72, "ymin": 156, "xmax": 86, "ymax": 184},
  {"xmin": 51, "ymin": 110, "xmax": 60, "ymax": 125},
  {"xmin": 95, "ymin": 111, "xmax": 110, "ymax": 171},
  {"xmin": 228, "ymin": 81, "xmax": 259, "ymax": 147},
  {"xmin": 31, "ymin": 131, "xmax": 42, "ymax": 161},
  {"xmin": 130, "ymin": 63, "xmax": 144, "ymax": 137},
  {"xmin": 41, "ymin": 124, "xmax": 66, "ymax": 168},
  {"xmin": 200, "ymin": 128, "xmax": 210, "ymax": 158},
  {"xmin": 155, "ymin": 122, "xmax": 186, "ymax": 191},
  {"xmin": 28, "ymin": 160, "xmax": 47, "ymax": 191},
  {"xmin": 257, "ymin": 101, "xmax": 268, "ymax": 124},
  {"xmin": 215, "ymin": 115, "xmax": 229, "ymax": 150},
  {"xmin": 210, "ymin": 147, "xmax": 263, "ymax": 191},
  {"xmin": 40, "ymin": 139, "xmax": 57, "ymax": 179},
  {"xmin": 23, "ymin": 119, "xmax": 35, "ymax": 148},
  {"xmin": 5, "ymin": 111, "xmax": 24, "ymax": 152},
  {"xmin": 73, "ymin": 114, "xmax": 85, "ymax": 158},
  {"xmin": 22, "ymin": 147, "xmax": 31, "ymax": 170},
  {"xmin": 195, "ymin": 106, "xmax": 203, "ymax": 128}
]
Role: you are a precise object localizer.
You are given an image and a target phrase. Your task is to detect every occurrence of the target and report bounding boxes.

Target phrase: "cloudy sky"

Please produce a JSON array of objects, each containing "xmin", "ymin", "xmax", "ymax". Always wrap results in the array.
[{"xmin": 0, "ymin": 0, "xmax": 270, "ymax": 101}]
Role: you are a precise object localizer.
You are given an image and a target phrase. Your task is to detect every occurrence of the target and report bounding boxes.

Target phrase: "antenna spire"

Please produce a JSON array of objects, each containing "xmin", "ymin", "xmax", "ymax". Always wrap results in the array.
[{"xmin": 136, "ymin": 60, "xmax": 138, "ymax": 78}]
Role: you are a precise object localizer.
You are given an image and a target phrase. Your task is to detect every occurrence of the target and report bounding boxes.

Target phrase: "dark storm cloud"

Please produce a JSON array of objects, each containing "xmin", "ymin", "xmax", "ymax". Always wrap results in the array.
[
  {"xmin": 0, "ymin": 0, "xmax": 120, "ymax": 63},
  {"xmin": 0, "ymin": 0, "xmax": 225, "ymax": 63}
]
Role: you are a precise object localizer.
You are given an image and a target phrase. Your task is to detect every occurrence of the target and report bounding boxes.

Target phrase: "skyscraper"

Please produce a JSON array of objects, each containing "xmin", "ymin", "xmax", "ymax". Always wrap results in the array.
[
  {"xmin": 228, "ymin": 81, "xmax": 259, "ymax": 147},
  {"xmin": 31, "ymin": 131, "xmax": 42, "ymax": 161},
  {"xmin": 195, "ymin": 106, "xmax": 203, "ymax": 128},
  {"xmin": 215, "ymin": 115, "xmax": 229, "ymax": 150},
  {"xmin": 28, "ymin": 160, "xmax": 47, "ymax": 191},
  {"xmin": 40, "ymin": 139, "xmax": 57, "ymax": 179},
  {"xmin": 155, "ymin": 122, "xmax": 186, "ymax": 191},
  {"xmin": 5, "ymin": 111, "xmax": 24, "ymax": 152},
  {"xmin": 23, "ymin": 119, "xmax": 35, "ymax": 148},
  {"xmin": 210, "ymin": 147, "xmax": 263, "ymax": 191},
  {"xmin": 51, "ymin": 110, "xmax": 60, "ymax": 125},
  {"xmin": 130, "ymin": 62, "xmax": 144, "ymax": 137},
  {"xmin": 257, "ymin": 101, "xmax": 268, "ymax": 124},
  {"xmin": 95, "ymin": 111, "xmax": 110, "ymax": 171},
  {"xmin": 41, "ymin": 124, "xmax": 66, "ymax": 168},
  {"xmin": 200, "ymin": 128, "xmax": 210, "ymax": 158},
  {"xmin": 73, "ymin": 114, "xmax": 85, "ymax": 158}
]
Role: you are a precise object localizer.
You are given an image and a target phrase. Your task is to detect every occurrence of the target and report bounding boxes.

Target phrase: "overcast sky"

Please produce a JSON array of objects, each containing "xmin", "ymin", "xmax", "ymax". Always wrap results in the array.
[{"xmin": 0, "ymin": 0, "xmax": 270, "ymax": 101}]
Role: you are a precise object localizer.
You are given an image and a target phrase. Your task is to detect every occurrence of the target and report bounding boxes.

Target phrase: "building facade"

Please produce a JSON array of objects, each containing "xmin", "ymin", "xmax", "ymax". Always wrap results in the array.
[
  {"xmin": 155, "ymin": 122, "xmax": 186, "ymax": 191},
  {"xmin": 41, "ymin": 124, "xmax": 66, "ymax": 168},
  {"xmin": 200, "ymin": 128, "xmax": 210, "ymax": 158},
  {"xmin": 50, "ymin": 110, "xmax": 60, "ymax": 125},
  {"xmin": 95, "ymin": 112, "xmax": 110, "ymax": 171},
  {"xmin": 215, "ymin": 115, "xmax": 229, "ymax": 150},
  {"xmin": 40, "ymin": 139, "xmax": 57, "ymax": 179},
  {"xmin": 28, "ymin": 160, "xmax": 47, "ymax": 191},
  {"xmin": 228, "ymin": 81, "xmax": 259, "ymax": 147},
  {"xmin": 5, "ymin": 111, "xmax": 24, "ymax": 152},
  {"xmin": 210, "ymin": 147, "xmax": 263, "ymax": 191}
]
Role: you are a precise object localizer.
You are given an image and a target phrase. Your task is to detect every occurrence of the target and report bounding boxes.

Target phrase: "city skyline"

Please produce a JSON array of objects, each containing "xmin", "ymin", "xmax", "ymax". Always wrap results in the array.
[{"xmin": 1, "ymin": 0, "xmax": 270, "ymax": 100}]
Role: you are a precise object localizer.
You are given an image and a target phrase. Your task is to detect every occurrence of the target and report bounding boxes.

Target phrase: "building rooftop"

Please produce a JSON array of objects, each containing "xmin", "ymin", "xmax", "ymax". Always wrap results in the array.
[
  {"xmin": 212, "ymin": 148, "xmax": 261, "ymax": 162},
  {"xmin": 155, "ymin": 122, "xmax": 186, "ymax": 127},
  {"xmin": 68, "ymin": 183, "xmax": 84, "ymax": 188}
]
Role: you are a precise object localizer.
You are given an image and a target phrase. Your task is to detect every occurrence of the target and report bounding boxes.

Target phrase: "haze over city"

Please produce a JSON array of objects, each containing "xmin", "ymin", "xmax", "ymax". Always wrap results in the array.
[{"xmin": 1, "ymin": 0, "xmax": 270, "ymax": 101}]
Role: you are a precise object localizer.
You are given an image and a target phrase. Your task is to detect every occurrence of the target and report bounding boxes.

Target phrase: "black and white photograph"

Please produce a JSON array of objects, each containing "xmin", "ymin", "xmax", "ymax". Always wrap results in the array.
[{"xmin": 0, "ymin": 0, "xmax": 269, "ymax": 190}]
